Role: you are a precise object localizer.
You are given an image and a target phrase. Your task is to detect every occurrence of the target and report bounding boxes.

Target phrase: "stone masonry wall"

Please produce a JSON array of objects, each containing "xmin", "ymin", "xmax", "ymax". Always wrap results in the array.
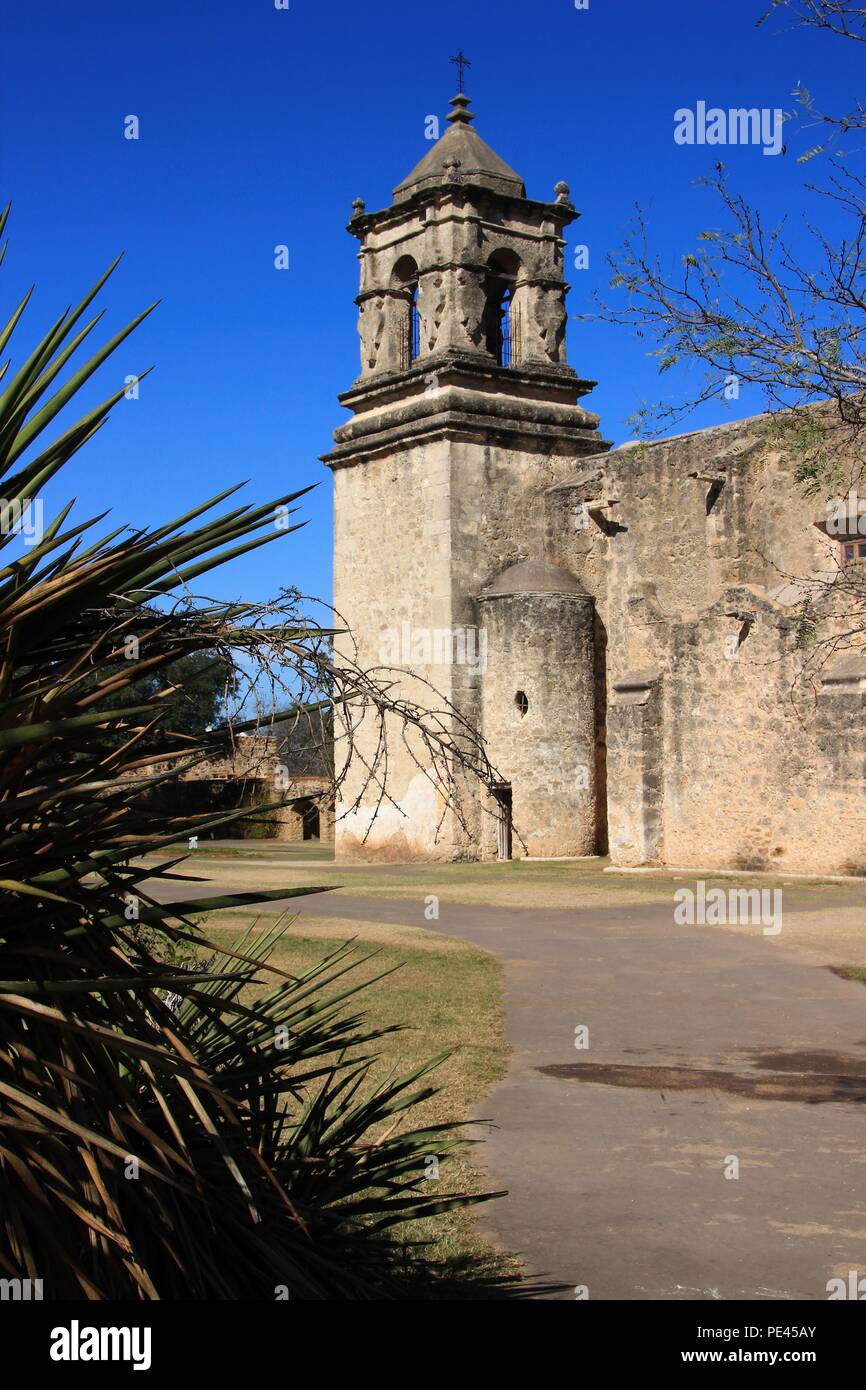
[
  {"xmin": 331, "ymin": 436, "xmax": 462, "ymax": 860},
  {"xmin": 548, "ymin": 412, "xmax": 866, "ymax": 874}
]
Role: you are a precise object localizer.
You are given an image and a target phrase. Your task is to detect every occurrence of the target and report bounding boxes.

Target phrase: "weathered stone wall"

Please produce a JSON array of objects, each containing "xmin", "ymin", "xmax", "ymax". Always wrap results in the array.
[
  {"xmin": 331, "ymin": 298, "xmax": 865, "ymax": 874},
  {"xmin": 478, "ymin": 587, "xmax": 597, "ymax": 857},
  {"xmin": 327, "ymin": 102, "xmax": 865, "ymax": 875},
  {"xmin": 331, "ymin": 435, "xmax": 462, "ymax": 860},
  {"xmin": 329, "ymin": 409, "xmax": 606, "ymax": 861},
  {"xmin": 549, "ymin": 413, "xmax": 866, "ymax": 875}
]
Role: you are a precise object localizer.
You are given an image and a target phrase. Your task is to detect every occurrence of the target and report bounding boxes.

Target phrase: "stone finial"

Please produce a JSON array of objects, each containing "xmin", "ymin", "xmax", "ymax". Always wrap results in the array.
[
  {"xmin": 554, "ymin": 181, "xmax": 571, "ymax": 203},
  {"xmin": 350, "ymin": 197, "xmax": 366, "ymax": 218},
  {"xmin": 446, "ymin": 93, "xmax": 475, "ymax": 125},
  {"xmin": 443, "ymin": 156, "xmax": 463, "ymax": 182}
]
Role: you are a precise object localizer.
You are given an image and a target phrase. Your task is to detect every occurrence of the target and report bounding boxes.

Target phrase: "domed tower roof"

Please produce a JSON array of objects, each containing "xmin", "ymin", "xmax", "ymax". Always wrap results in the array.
[
  {"xmin": 481, "ymin": 558, "xmax": 587, "ymax": 598},
  {"xmin": 393, "ymin": 93, "xmax": 526, "ymax": 203}
]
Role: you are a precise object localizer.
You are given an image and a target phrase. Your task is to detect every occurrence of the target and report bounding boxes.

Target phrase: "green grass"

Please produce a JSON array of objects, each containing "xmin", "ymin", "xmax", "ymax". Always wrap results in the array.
[
  {"xmin": 163, "ymin": 839, "xmax": 335, "ymax": 862},
  {"xmin": 201, "ymin": 910, "xmax": 520, "ymax": 1292},
  {"xmin": 836, "ymin": 965, "xmax": 866, "ymax": 985},
  {"xmin": 149, "ymin": 849, "xmax": 865, "ymax": 913}
]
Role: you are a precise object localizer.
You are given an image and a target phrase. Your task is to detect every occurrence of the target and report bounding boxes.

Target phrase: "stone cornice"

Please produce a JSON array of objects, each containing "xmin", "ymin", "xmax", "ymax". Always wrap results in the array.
[
  {"xmin": 337, "ymin": 353, "xmax": 597, "ymax": 412},
  {"xmin": 348, "ymin": 186, "xmax": 578, "ymax": 240},
  {"xmin": 357, "ymin": 264, "xmax": 569, "ymax": 293},
  {"xmin": 321, "ymin": 387, "xmax": 610, "ymax": 470}
]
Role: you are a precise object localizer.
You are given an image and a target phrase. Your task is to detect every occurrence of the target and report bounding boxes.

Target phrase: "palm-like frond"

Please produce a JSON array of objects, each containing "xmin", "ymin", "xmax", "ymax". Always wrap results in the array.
[{"xmin": 0, "ymin": 209, "xmax": 501, "ymax": 1299}]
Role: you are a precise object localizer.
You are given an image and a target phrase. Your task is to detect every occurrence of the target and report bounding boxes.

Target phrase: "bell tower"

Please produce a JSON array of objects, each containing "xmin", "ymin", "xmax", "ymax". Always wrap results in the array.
[{"xmin": 323, "ymin": 86, "xmax": 608, "ymax": 862}]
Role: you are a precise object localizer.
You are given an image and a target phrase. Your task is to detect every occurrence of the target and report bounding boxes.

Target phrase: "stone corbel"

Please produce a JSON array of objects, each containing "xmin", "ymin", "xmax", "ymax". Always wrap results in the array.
[
  {"xmin": 688, "ymin": 468, "xmax": 727, "ymax": 484},
  {"xmin": 722, "ymin": 595, "xmax": 760, "ymax": 656},
  {"xmin": 688, "ymin": 467, "xmax": 727, "ymax": 513},
  {"xmin": 612, "ymin": 671, "xmax": 659, "ymax": 707},
  {"xmin": 574, "ymin": 496, "xmax": 622, "ymax": 534}
]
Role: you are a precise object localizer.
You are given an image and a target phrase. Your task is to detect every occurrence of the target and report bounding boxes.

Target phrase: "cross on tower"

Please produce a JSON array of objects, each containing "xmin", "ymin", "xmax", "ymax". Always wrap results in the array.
[{"xmin": 450, "ymin": 49, "xmax": 471, "ymax": 94}]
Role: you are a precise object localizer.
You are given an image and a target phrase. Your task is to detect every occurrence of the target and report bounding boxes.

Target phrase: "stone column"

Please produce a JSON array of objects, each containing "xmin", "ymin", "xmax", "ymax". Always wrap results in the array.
[{"xmin": 356, "ymin": 288, "xmax": 412, "ymax": 375}]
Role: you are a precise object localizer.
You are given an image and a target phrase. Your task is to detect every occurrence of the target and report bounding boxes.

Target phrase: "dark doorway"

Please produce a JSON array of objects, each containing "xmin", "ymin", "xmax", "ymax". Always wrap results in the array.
[
  {"xmin": 299, "ymin": 801, "xmax": 320, "ymax": 840},
  {"xmin": 492, "ymin": 783, "xmax": 513, "ymax": 861}
]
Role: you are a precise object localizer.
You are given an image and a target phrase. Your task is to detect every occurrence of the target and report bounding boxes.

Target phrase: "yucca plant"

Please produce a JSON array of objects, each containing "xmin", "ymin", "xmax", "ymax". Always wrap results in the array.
[{"xmin": 0, "ymin": 205, "xmax": 501, "ymax": 1299}]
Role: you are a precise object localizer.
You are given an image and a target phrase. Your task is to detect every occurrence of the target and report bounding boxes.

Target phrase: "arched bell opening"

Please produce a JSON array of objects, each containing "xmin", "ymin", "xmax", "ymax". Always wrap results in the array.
[
  {"xmin": 391, "ymin": 254, "xmax": 420, "ymax": 369},
  {"xmin": 484, "ymin": 249, "xmax": 522, "ymax": 367}
]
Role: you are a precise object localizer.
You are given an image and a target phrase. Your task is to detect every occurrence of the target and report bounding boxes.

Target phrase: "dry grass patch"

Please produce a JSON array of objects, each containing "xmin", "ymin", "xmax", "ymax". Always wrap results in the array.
[{"xmin": 200, "ymin": 909, "xmax": 520, "ymax": 1291}]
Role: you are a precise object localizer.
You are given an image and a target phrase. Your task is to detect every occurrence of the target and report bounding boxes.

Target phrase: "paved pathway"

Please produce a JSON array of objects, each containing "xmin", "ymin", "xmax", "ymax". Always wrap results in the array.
[{"xmin": 147, "ymin": 877, "xmax": 866, "ymax": 1300}]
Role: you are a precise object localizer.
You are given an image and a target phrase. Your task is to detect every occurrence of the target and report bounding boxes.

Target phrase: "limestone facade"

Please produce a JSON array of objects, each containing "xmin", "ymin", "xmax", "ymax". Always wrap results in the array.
[{"xmin": 323, "ymin": 95, "xmax": 865, "ymax": 874}]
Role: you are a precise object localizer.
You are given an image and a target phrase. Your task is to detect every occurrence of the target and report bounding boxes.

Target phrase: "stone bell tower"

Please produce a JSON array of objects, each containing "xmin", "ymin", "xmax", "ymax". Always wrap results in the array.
[{"xmin": 322, "ymin": 87, "xmax": 608, "ymax": 862}]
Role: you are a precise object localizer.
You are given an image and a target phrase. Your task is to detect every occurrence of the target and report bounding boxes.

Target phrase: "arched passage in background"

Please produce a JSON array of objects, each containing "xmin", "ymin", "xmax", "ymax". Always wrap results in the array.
[{"xmin": 293, "ymin": 798, "xmax": 321, "ymax": 841}]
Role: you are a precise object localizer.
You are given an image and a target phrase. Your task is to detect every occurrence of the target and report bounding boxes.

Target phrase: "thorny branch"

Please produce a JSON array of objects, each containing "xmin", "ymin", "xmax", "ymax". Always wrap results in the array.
[{"xmin": 122, "ymin": 586, "xmax": 507, "ymax": 850}]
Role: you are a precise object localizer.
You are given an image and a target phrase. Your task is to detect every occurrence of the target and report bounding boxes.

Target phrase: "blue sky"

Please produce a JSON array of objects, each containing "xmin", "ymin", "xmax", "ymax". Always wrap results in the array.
[{"xmin": 1, "ymin": 0, "xmax": 859, "ymax": 606}]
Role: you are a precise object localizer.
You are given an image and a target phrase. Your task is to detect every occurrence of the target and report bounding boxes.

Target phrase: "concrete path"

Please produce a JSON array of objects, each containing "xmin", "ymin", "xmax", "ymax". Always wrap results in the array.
[{"xmin": 147, "ymin": 878, "xmax": 866, "ymax": 1300}]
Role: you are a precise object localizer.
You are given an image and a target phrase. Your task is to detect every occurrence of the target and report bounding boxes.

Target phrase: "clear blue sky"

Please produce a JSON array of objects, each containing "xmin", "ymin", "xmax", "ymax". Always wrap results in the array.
[{"xmin": 1, "ymin": 0, "xmax": 859, "ymax": 606}]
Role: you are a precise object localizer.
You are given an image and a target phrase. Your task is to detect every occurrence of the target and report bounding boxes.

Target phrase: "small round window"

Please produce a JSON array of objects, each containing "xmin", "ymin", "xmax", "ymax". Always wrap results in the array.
[{"xmin": 515, "ymin": 690, "xmax": 529, "ymax": 717}]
